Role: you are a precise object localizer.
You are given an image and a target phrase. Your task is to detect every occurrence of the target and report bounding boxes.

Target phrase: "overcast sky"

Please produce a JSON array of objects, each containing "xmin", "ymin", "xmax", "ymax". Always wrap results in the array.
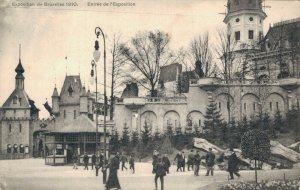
[{"xmin": 0, "ymin": 0, "xmax": 299, "ymax": 118}]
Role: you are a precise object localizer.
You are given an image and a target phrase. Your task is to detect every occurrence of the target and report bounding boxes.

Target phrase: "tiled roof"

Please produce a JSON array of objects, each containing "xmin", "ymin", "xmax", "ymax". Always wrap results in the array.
[
  {"xmin": 59, "ymin": 75, "xmax": 82, "ymax": 105},
  {"xmin": 51, "ymin": 114, "xmax": 95, "ymax": 133},
  {"xmin": 2, "ymin": 89, "xmax": 30, "ymax": 108},
  {"xmin": 264, "ymin": 18, "xmax": 300, "ymax": 51}
]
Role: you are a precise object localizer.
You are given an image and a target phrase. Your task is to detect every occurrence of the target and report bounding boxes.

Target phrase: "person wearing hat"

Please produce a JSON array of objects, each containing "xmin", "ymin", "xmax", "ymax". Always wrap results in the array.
[
  {"xmin": 83, "ymin": 152, "xmax": 89, "ymax": 170},
  {"xmin": 205, "ymin": 148, "xmax": 215, "ymax": 176},
  {"xmin": 194, "ymin": 150, "xmax": 201, "ymax": 176},
  {"xmin": 154, "ymin": 157, "xmax": 167, "ymax": 190},
  {"xmin": 227, "ymin": 148, "xmax": 241, "ymax": 180}
]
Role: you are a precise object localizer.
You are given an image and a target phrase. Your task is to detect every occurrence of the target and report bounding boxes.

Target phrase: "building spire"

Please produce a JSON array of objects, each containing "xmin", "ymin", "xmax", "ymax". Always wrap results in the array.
[{"xmin": 19, "ymin": 44, "xmax": 21, "ymax": 63}]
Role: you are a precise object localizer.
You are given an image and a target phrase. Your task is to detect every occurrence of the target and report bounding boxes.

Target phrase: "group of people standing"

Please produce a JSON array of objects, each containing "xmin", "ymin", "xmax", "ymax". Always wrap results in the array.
[{"xmin": 71, "ymin": 147, "xmax": 241, "ymax": 190}]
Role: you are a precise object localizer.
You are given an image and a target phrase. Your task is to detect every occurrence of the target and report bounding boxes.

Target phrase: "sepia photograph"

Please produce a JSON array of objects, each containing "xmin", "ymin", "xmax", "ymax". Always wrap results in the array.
[{"xmin": 0, "ymin": 0, "xmax": 300, "ymax": 189}]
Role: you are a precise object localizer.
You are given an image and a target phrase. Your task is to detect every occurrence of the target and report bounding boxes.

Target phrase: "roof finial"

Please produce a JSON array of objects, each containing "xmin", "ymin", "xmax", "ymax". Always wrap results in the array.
[
  {"xmin": 19, "ymin": 44, "xmax": 21, "ymax": 63},
  {"xmin": 65, "ymin": 56, "xmax": 68, "ymax": 76}
]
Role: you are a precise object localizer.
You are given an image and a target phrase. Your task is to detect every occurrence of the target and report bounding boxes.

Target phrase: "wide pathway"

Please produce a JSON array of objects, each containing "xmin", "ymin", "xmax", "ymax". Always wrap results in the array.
[{"xmin": 0, "ymin": 159, "xmax": 299, "ymax": 190}]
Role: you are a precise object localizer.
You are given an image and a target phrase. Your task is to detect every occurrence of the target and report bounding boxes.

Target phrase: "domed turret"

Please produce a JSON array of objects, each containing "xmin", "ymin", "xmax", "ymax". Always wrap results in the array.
[{"xmin": 224, "ymin": 0, "xmax": 267, "ymax": 48}]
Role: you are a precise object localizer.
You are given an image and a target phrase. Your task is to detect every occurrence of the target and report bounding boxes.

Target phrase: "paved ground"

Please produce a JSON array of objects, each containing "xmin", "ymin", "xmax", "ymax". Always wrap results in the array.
[{"xmin": 0, "ymin": 158, "xmax": 299, "ymax": 190}]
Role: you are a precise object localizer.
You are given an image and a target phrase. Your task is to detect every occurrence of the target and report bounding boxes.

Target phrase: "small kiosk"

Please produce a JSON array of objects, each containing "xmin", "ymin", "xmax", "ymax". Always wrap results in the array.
[{"xmin": 44, "ymin": 115, "xmax": 112, "ymax": 166}]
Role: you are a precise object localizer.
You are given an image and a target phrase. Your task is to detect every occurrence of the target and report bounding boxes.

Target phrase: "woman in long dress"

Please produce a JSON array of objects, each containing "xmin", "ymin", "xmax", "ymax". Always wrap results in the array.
[{"xmin": 105, "ymin": 153, "xmax": 121, "ymax": 190}]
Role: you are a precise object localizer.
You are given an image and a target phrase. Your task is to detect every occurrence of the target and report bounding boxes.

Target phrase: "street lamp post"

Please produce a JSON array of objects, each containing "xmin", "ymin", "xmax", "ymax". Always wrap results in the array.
[
  {"xmin": 93, "ymin": 26, "xmax": 107, "ymax": 184},
  {"xmin": 90, "ymin": 60, "xmax": 98, "ymax": 154}
]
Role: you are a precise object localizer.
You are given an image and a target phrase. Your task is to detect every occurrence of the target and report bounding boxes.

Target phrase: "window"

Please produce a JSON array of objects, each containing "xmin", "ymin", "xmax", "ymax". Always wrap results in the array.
[
  {"xmin": 270, "ymin": 102, "xmax": 273, "ymax": 111},
  {"xmin": 14, "ymin": 110, "xmax": 16, "ymax": 114},
  {"xmin": 73, "ymin": 110, "xmax": 76, "ymax": 119},
  {"xmin": 276, "ymin": 102, "xmax": 279, "ymax": 111},
  {"xmin": 253, "ymin": 103, "xmax": 256, "ymax": 111},
  {"xmin": 13, "ymin": 96, "xmax": 18, "ymax": 104},
  {"xmin": 249, "ymin": 17, "xmax": 254, "ymax": 22},
  {"xmin": 260, "ymin": 19, "xmax": 262, "ymax": 24},
  {"xmin": 19, "ymin": 124, "xmax": 22, "ymax": 133},
  {"xmin": 227, "ymin": 101, "xmax": 230, "ymax": 109},
  {"xmin": 235, "ymin": 18, "xmax": 240, "ymax": 23},
  {"xmin": 9, "ymin": 124, "xmax": 12, "ymax": 133},
  {"xmin": 248, "ymin": 30, "xmax": 254, "ymax": 39},
  {"xmin": 199, "ymin": 120, "xmax": 201, "ymax": 127},
  {"xmin": 66, "ymin": 134, "xmax": 78, "ymax": 142},
  {"xmin": 87, "ymin": 134, "xmax": 96, "ymax": 142},
  {"xmin": 259, "ymin": 31, "xmax": 263, "ymax": 40},
  {"xmin": 244, "ymin": 103, "xmax": 247, "ymax": 111},
  {"xmin": 235, "ymin": 31, "xmax": 240, "ymax": 41},
  {"xmin": 55, "ymin": 135, "xmax": 64, "ymax": 142},
  {"xmin": 64, "ymin": 110, "xmax": 66, "ymax": 119},
  {"xmin": 219, "ymin": 102, "xmax": 221, "ymax": 109}
]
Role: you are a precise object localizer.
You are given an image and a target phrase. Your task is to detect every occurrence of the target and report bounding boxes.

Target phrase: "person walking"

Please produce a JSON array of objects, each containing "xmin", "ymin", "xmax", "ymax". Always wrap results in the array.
[
  {"xmin": 105, "ymin": 152, "xmax": 121, "ymax": 190},
  {"xmin": 129, "ymin": 155, "xmax": 135, "ymax": 174},
  {"xmin": 187, "ymin": 150, "xmax": 195, "ymax": 171},
  {"xmin": 174, "ymin": 151, "xmax": 183, "ymax": 172},
  {"xmin": 162, "ymin": 154, "xmax": 171, "ymax": 174},
  {"xmin": 152, "ymin": 150, "xmax": 160, "ymax": 174},
  {"xmin": 194, "ymin": 151, "xmax": 201, "ymax": 176},
  {"xmin": 91, "ymin": 153, "xmax": 96, "ymax": 170},
  {"xmin": 83, "ymin": 153, "xmax": 89, "ymax": 170},
  {"xmin": 154, "ymin": 157, "xmax": 167, "ymax": 190},
  {"xmin": 72, "ymin": 153, "xmax": 78, "ymax": 170},
  {"xmin": 205, "ymin": 148, "xmax": 215, "ymax": 176},
  {"xmin": 121, "ymin": 154, "xmax": 128, "ymax": 171},
  {"xmin": 228, "ymin": 148, "xmax": 241, "ymax": 180},
  {"xmin": 182, "ymin": 151, "xmax": 186, "ymax": 172}
]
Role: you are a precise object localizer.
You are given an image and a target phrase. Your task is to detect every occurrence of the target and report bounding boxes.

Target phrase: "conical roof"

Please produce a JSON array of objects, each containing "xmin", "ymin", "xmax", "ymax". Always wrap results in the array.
[{"xmin": 52, "ymin": 86, "xmax": 59, "ymax": 97}]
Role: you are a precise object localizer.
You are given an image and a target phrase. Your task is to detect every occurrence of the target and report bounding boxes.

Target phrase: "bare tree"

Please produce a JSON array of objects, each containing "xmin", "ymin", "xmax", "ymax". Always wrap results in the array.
[
  {"xmin": 189, "ymin": 32, "xmax": 215, "ymax": 77},
  {"xmin": 120, "ymin": 30, "xmax": 176, "ymax": 97},
  {"xmin": 214, "ymin": 28, "xmax": 238, "ymax": 81},
  {"xmin": 109, "ymin": 34, "xmax": 127, "ymax": 120}
]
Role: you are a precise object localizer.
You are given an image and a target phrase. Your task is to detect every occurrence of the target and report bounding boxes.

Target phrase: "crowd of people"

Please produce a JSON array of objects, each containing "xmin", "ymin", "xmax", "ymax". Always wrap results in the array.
[{"xmin": 71, "ymin": 148, "xmax": 241, "ymax": 190}]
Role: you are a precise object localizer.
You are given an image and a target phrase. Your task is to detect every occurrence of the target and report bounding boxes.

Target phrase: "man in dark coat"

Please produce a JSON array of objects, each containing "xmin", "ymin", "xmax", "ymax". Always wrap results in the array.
[
  {"xmin": 106, "ymin": 152, "xmax": 121, "ymax": 190},
  {"xmin": 205, "ymin": 148, "xmax": 215, "ymax": 176},
  {"xmin": 91, "ymin": 153, "xmax": 96, "ymax": 170},
  {"xmin": 154, "ymin": 157, "xmax": 167, "ymax": 190},
  {"xmin": 194, "ymin": 151, "xmax": 201, "ymax": 176},
  {"xmin": 228, "ymin": 148, "xmax": 241, "ymax": 180},
  {"xmin": 182, "ymin": 151, "xmax": 186, "ymax": 172},
  {"xmin": 152, "ymin": 150, "xmax": 160, "ymax": 174},
  {"xmin": 121, "ymin": 154, "xmax": 128, "ymax": 171},
  {"xmin": 187, "ymin": 150, "xmax": 195, "ymax": 171},
  {"xmin": 83, "ymin": 153, "xmax": 89, "ymax": 170},
  {"xmin": 162, "ymin": 154, "xmax": 171, "ymax": 174},
  {"xmin": 174, "ymin": 151, "xmax": 184, "ymax": 172},
  {"xmin": 129, "ymin": 155, "xmax": 135, "ymax": 174}
]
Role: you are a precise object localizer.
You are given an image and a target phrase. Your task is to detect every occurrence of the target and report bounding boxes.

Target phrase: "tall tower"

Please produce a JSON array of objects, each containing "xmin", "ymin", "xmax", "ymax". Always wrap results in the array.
[{"xmin": 224, "ymin": 0, "xmax": 267, "ymax": 49}]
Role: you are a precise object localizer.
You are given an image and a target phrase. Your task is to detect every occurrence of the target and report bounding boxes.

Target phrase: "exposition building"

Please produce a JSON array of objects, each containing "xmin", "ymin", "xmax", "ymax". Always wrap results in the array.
[{"xmin": 114, "ymin": 0, "xmax": 300, "ymax": 135}]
